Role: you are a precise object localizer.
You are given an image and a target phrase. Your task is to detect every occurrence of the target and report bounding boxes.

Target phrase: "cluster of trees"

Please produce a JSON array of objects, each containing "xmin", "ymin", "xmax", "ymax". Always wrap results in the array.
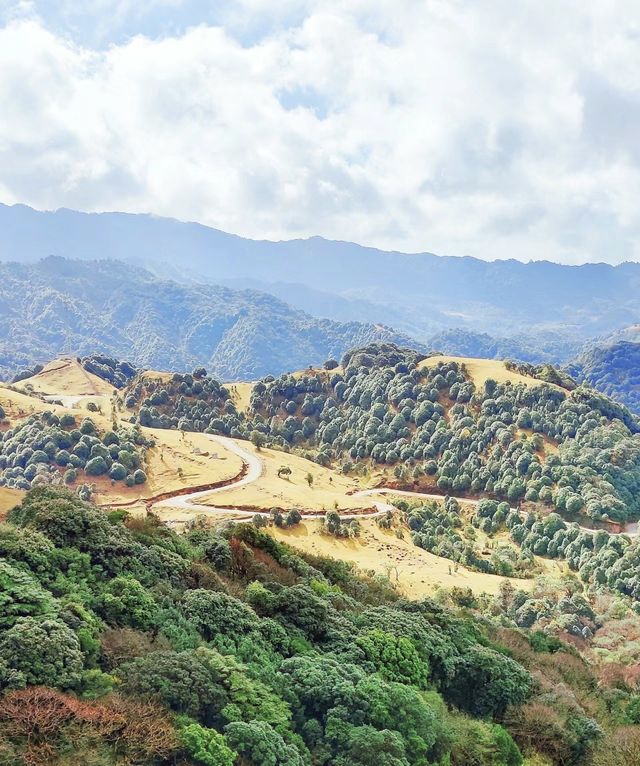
[
  {"xmin": 1, "ymin": 485, "xmax": 619, "ymax": 765},
  {"xmin": 503, "ymin": 360, "xmax": 577, "ymax": 389},
  {"xmin": 81, "ymin": 354, "xmax": 138, "ymax": 389},
  {"xmin": 0, "ymin": 412, "xmax": 148, "ymax": 491},
  {"xmin": 405, "ymin": 497, "xmax": 535, "ymax": 578},
  {"xmin": 127, "ymin": 370, "xmax": 243, "ymax": 434},
  {"xmin": 115, "ymin": 343, "xmax": 640, "ymax": 529},
  {"xmin": 322, "ymin": 509, "xmax": 361, "ymax": 538},
  {"xmin": 242, "ymin": 344, "xmax": 640, "ymax": 524}
]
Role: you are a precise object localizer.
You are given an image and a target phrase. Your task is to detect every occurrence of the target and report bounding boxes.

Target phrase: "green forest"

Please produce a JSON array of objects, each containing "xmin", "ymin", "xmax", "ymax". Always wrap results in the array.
[{"xmin": 0, "ymin": 486, "xmax": 637, "ymax": 766}]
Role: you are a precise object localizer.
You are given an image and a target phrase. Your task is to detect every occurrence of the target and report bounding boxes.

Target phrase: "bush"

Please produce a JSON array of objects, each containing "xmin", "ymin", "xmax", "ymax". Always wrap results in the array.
[
  {"xmin": 180, "ymin": 722, "xmax": 236, "ymax": 766},
  {"xmin": 85, "ymin": 456, "xmax": 108, "ymax": 476},
  {"xmin": 0, "ymin": 617, "xmax": 84, "ymax": 690}
]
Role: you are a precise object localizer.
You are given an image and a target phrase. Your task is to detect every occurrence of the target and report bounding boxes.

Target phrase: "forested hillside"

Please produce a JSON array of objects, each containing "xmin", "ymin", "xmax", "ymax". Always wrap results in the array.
[
  {"xmin": 4, "ymin": 203, "xmax": 640, "ymax": 340},
  {"xmin": 0, "ymin": 258, "xmax": 419, "ymax": 381},
  {"xmin": 568, "ymin": 341, "xmax": 640, "ymax": 413},
  {"xmin": 125, "ymin": 344, "xmax": 640, "ymax": 524},
  {"xmin": 0, "ymin": 485, "xmax": 636, "ymax": 766}
]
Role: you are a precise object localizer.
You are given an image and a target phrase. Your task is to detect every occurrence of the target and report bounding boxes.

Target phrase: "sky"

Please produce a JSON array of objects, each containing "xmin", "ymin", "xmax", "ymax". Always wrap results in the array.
[{"xmin": 0, "ymin": 1, "xmax": 639, "ymax": 264}]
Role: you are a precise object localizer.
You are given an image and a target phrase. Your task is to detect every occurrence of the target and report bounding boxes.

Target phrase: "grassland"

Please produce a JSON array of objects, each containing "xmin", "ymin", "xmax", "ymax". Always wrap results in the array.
[
  {"xmin": 419, "ymin": 354, "xmax": 561, "ymax": 388},
  {"xmin": 0, "ymin": 487, "xmax": 25, "ymax": 519},
  {"xmin": 269, "ymin": 518, "xmax": 535, "ymax": 597},
  {"xmin": 200, "ymin": 442, "xmax": 373, "ymax": 513},
  {"xmin": 92, "ymin": 428, "xmax": 244, "ymax": 508}
]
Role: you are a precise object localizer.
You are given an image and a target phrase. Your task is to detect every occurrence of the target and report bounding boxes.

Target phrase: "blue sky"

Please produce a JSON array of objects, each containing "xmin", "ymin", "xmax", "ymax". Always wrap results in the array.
[{"xmin": 1, "ymin": 1, "xmax": 639, "ymax": 264}]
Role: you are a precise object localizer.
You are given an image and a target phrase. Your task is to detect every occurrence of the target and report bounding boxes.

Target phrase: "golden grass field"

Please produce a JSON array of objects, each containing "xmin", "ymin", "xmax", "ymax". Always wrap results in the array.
[
  {"xmin": 0, "ymin": 487, "xmax": 25, "ymax": 519},
  {"xmin": 227, "ymin": 381, "xmax": 253, "ymax": 413},
  {"xmin": 14, "ymin": 357, "xmax": 115, "ymax": 397},
  {"xmin": 92, "ymin": 428, "xmax": 244, "ymax": 507},
  {"xmin": 200, "ymin": 442, "xmax": 372, "ymax": 513},
  {"xmin": 420, "ymin": 354, "xmax": 562, "ymax": 389},
  {"xmin": 269, "ymin": 518, "xmax": 536, "ymax": 597}
]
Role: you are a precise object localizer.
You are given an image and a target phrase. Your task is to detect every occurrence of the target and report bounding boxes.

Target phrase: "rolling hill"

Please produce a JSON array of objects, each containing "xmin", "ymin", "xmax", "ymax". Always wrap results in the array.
[{"xmin": 0, "ymin": 257, "xmax": 420, "ymax": 381}]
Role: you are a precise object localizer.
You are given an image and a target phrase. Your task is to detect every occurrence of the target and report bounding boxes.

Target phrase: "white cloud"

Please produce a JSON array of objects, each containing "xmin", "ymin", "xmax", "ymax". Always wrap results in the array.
[{"xmin": 1, "ymin": 1, "xmax": 640, "ymax": 263}]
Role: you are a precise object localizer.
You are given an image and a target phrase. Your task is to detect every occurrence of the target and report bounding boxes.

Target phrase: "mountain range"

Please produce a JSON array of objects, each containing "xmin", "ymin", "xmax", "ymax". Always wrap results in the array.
[
  {"xmin": 4, "ymin": 203, "xmax": 640, "ymax": 342},
  {"xmin": 2, "ymin": 203, "xmax": 640, "ymax": 410},
  {"xmin": 0, "ymin": 257, "xmax": 418, "ymax": 380}
]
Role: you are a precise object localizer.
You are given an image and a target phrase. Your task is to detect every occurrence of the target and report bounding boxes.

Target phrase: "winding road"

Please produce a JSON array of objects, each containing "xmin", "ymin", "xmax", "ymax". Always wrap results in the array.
[{"xmin": 151, "ymin": 434, "xmax": 639, "ymax": 536}]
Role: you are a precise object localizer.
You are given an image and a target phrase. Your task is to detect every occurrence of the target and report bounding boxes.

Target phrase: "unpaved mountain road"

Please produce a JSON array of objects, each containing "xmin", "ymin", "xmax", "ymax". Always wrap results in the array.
[{"xmin": 151, "ymin": 435, "xmax": 638, "ymax": 536}]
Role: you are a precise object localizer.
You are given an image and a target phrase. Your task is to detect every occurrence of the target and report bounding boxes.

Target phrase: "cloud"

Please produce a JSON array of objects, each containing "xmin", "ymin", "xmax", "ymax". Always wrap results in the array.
[{"xmin": 0, "ymin": 1, "xmax": 640, "ymax": 263}]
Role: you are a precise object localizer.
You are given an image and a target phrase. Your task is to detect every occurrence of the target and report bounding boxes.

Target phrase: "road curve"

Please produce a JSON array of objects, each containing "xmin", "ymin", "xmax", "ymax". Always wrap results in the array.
[
  {"xmin": 151, "ymin": 434, "xmax": 387, "ymax": 521},
  {"xmin": 151, "ymin": 435, "xmax": 638, "ymax": 535},
  {"xmin": 152, "ymin": 434, "xmax": 264, "ymax": 515}
]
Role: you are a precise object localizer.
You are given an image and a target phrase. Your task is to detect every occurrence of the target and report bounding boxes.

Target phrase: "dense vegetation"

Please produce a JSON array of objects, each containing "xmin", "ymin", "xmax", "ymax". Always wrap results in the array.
[
  {"xmin": 0, "ymin": 257, "xmax": 420, "ymax": 382},
  {"xmin": 136, "ymin": 343, "xmax": 640, "ymax": 528},
  {"xmin": 0, "ymin": 412, "xmax": 148, "ymax": 493},
  {"xmin": 0, "ymin": 486, "xmax": 636, "ymax": 765},
  {"xmin": 568, "ymin": 341, "xmax": 640, "ymax": 414}
]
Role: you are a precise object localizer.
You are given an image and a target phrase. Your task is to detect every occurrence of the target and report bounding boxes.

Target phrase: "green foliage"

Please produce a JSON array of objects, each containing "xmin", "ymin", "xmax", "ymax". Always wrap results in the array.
[
  {"xmin": 447, "ymin": 645, "xmax": 532, "ymax": 718},
  {"xmin": 356, "ymin": 629, "xmax": 430, "ymax": 687},
  {"xmin": 0, "ymin": 617, "xmax": 83, "ymax": 690},
  {"xmin": 98, "ymin": 576, "xmax": 157, "ymax": 631},
  {"xmin": 180, "ymin": 721, "xmax": 236, "ymax": 766},
  {"xmin": 0, "ymin": 485, "xmax": 624, "ymax": 766},
  {"xmin": 225, "ymin": 720, "xmax": 306, "ymax": 766},
  {"xmin": 0, "ymin": 559, "xmax": 55, "ymax": 628}
]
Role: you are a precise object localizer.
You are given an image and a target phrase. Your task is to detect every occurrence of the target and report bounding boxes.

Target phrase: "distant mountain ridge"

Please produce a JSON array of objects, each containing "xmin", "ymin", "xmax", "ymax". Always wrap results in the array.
[
  {"xmin": 3, "ymin": 203, "xmax": 640, "ymax": 340},
  {"xmin": 0, "ymin": 257, "xmax": 421, "ymax": 380}
]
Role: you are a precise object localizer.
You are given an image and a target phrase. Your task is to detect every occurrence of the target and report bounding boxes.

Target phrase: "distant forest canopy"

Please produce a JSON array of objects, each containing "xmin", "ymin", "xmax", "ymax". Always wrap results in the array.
[
  {"xmin": 4, "ymin": 203, "xmax": 640, "ymax": 342},
  {"xmin": 0, "ymin": 257, "xmax": 421, "ymax": 381}
]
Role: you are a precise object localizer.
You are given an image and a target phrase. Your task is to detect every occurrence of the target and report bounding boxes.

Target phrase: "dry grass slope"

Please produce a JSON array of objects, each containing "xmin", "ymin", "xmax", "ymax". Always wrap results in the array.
[
  {"xmin": 420, "ymin": 355, "xmax": 562, "ymax": 390},
  {"xmin": 269, "ymin": 518, "xmax": 534, "ymax": 597},
  {"xmin": 200, "ymin": 442, "xmax": 371, "ymax": 513}
]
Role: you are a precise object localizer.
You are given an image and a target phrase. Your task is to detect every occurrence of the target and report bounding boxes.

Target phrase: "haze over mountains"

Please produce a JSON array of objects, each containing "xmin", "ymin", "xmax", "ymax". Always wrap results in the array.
[
  {"xmin": 2, "ymin": 203, "xmax": 640, "ymax": 409},
  {"xmin": 4, "ymin": 203, "xmax": 640, "ymax": 343},
  {"xmin": 0, "ymin": 257, "xmax": 418, "ymax": 381}
]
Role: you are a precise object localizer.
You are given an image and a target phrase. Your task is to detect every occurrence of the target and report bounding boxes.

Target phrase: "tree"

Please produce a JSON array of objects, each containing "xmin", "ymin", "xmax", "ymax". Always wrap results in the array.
[
  {"xmin": 98, "ymin": 576, "xmax": 157, "ymax": 631},
  {"xmin": 180, "ymin": 722, "xmax": 236, "ymax": 766},
  {"xmin": 0, "ymin": 617, "xmax": 84, "ymax": 690},
  {"xmin": 225, "ymin": 720, "xmax": 305, "ymax": 766},
  {"xmin": 446, "ymin": 645, "xmax": 532, "ymax": 718},
  {"xmin": 120, "ymin": 649, "xmax": 228, "ymax": 724},
  {"xmin": 0, "ymin": 560, "xmax": 55, "ymax": 629},
  {"xmin": 356, "ymin": 629, "xmax": 429, "ymax": 687},
  {"xmin": 85, "ymin": 456, "xmax": 108, "ymax": 476},
  {"xmin": 306, "ymin": 472, "xmax": 314, "ymax": 488},
  {"xmin": 250, "ymin": 431, "xmax": 265, "ymax": 450},
  {"xmin": 109, "ymin": 462, "xmax": 127, "ymax": 480},
  {"xmin": 285, "ymin": 509, "xmax": 302, "ymax": 527}
]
